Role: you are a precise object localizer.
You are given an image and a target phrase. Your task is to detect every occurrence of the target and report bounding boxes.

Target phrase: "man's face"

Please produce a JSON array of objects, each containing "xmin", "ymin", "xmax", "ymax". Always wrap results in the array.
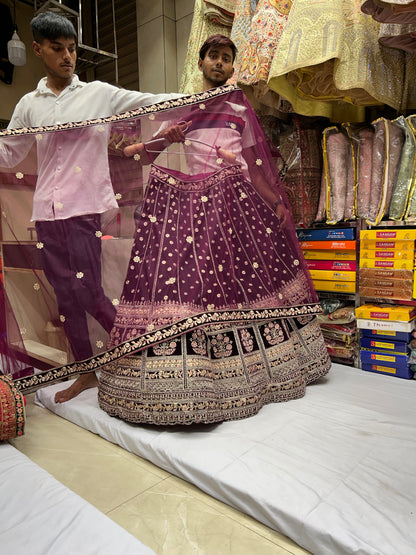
[
  {"xmin": 198, "ymin": 45, "xmax": 234, "ymax": 88},
  {"xmin": 33, "ymin": 36, "xmax": 77, "ymax": 81}
]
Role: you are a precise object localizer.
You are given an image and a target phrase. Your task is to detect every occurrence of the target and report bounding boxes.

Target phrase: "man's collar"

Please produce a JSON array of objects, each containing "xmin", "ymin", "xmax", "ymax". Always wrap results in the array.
[{"xmin": 36, "ymin": 74, "xmax": 84, "ymax": 94}]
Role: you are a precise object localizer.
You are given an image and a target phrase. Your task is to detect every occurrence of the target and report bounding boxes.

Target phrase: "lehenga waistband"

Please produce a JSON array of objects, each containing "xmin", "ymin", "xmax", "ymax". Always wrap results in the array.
[{"xmin": 149, "ymin": 163, "xmax": 245, "ymax": 192}]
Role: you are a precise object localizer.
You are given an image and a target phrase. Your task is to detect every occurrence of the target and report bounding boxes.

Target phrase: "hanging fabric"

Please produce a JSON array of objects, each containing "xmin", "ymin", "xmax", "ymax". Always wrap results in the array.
[
  {"xmin": 268, "ymin": 0, "xmax": 416, "ymax": 119},
  {"xmin": 0, "ymin": 86, "xmax": 330, "ymax": 424}
]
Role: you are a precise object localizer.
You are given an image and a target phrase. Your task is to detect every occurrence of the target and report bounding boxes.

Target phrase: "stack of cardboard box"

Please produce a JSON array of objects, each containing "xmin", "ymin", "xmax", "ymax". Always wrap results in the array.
[
  {"xmin": 359, "ymin": 229, "xmax": 416, "ymax": 301},
  {"xmin": 356, "ymin": 304, "xmax": 416, "ymax": 379},
  {"xmin": 297, "ymin": 227, "xmax": 357, "ymax": 294}
]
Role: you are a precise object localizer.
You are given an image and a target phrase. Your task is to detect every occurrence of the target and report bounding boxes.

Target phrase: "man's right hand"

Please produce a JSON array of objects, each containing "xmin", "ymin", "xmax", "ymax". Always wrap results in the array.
[{"xmin": 154, "ymin": 121, "xmax": 191, "ymax": 143}]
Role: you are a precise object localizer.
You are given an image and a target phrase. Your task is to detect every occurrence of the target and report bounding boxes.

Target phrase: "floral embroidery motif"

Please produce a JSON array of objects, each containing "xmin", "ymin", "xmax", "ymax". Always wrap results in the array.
[
  {"xmin": 256, "ymin": 159, "xmax": 263, "ymax": 166},
  {"xmin": 59, "ymin": 315, "xmax": 66, "ymax": 323},
  {"xmin": 76, "ymin": 272, "xmax": 84, "ymax": 279},
  {"xmin": 211, "ymin": 333, "xmax": 233, "ymax": 358},
  {"xmin": 165, "ymin": 277, "xmax": 176, "ymax": 285},
  {"xmin": 16, "ymin": 172, "xmax": 23, "ymax": 179},
  {"xmin": 240, "ymin": 328, "xmax": 254, "ymax": 353},
  {"xmin": 56, "ymin": 202, "xmax": 63, "ymax": 210},
  {"xmin": 74, "ymin": 166, "xmax": 82, "ymax": 173},
  {"xmin": 133, "ymin": 255, "xmax": 141, "ymax": 263},
  {"xmin": 201, "ymin": 196, "xmax": 208, "ymax": 202},
  {"xmin": 264, "ymin": 322, "xmax": 285, "ymax": 345},
  {"xmin": 216, "ymin": 158, "xmax": 223, "ymax": 165},
  {"xmin": 266, "ymin": 228, "xmax": 272, "ymax": 234},
  {"xmin": 190, "ymin": 328, "xmax": 207, "ymax": 355},
  {"xmin": 115, "ymin": 193, "xmax": 122, "ymax": 200},
  {"xmin": 95, "ymin": 231, "xmax": 102, "ymax": 238},
  {"xmin": 186, "ymin": 236, "xmax": 193, "ymax": 243},
  {"xmin": 36, "ymin": 242, "xmax": 44, "ymax": 249},
  {"xmin": 168, "ymin": 177, "xmax": 176, "ymax": 185},
  {"xmin": 112, "ymin": 298, "xmax": 120, "ymax": 306},
  {"xmin": 200, "ymin": 103, "xmax": 206, "ymax": 110},
  {"xmin": 134, "ymin": 154, "xmax": 141, "ymax": 161},
  {"xmin": 153, "ymin": 340, "xmax": 178, "ymax": 356},
  {"xmin": 33, "ymin": 283, "xmax": 40, "ymax": 291},
  {"xmin": 149, "ymin": 216, "xmax": 156, "ymax": 223},
  {"xmin": 96, "ymin": 340, "xmax": 104, "ymax": 348}
]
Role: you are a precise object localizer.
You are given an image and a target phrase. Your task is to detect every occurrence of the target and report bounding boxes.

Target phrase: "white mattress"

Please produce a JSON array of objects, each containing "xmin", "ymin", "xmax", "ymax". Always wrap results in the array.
[
  {"xmin": 36, "ymin": 364, "xmax": 416, "ymax": 555},
  {"xmin": 0, "ymin": 442, "xmax": 155, "ymax": 555}
]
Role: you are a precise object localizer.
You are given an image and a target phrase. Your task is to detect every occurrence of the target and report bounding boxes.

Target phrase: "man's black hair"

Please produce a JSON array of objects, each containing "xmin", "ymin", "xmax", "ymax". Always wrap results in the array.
[
  {"xmin": 31, "ymin": 11, "xmax": 77, "ymax": 43},
  {"xmin": 199, "ymin": 34, "xmax": 237, "ymax": 62}
]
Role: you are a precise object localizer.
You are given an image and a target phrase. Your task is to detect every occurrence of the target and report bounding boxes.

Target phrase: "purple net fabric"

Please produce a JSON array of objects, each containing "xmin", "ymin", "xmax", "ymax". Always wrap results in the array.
[{"xmin": 0, "ymin": 86, "xmax": 330, "ymax": 423}]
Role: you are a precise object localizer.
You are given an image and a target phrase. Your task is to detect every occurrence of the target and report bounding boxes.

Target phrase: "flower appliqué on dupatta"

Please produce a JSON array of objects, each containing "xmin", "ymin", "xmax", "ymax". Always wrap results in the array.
[
  {"xmin": 36, "ymin": 242, "xmax": 44, "ymax": 249},
  {"xmin": 33, "ymin": 283, "xmax": 40, "ymax": 291},
  {"xmin": 112, "ymin": 298, "xmax": 120, "ymax": 306},
  {"xmin": 16, "ymin": 172, "xmax": 23, "ymax": 179},
  {"xmin": 76, "ymin": 272, "xmax": 84, "ymax": 279},
  {"xmin": 95, "ymin": 231, "xmax": 102, "ymax": 238}
]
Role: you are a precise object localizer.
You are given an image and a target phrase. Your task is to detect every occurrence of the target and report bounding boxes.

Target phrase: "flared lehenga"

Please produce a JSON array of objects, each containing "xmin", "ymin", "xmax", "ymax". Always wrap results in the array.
[{"xmin": 98, "ymin": 163, "xmax": 331, "ymax": 425}]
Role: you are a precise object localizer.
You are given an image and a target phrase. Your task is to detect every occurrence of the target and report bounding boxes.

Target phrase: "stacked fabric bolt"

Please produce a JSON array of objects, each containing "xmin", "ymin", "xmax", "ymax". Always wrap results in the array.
[{"xmin": 318, "ymin": 302, "xmax": 357, "ymax": 365}]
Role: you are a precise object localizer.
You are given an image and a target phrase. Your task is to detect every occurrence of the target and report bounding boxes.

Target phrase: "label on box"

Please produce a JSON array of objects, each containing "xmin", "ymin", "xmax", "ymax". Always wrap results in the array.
[
  {"xmin": 297, "ymin": 228, "xmax": 356, "ymax": 241},
  {"xmin": 357, "ymin": 318, "xmax": 416, "ymax": 332},
  {"xmin": 360, "ymin": 239, "xmax": 415, "ymax": 251},
  {"xmin": 301, "ymin": 240, "xmax": 356, "ymax": 250},
  {"xmin": 360, "ymin": 229, "xmax": 416, "ymax": 240},
  {"xmin": 355, "ymin": 304, "xmax": 416, "ymax": 321},
  {"xmin": 309, "ymin": 270, "xmax": 356, "ymax": 281},
  {"xmin": 360, "ymin": 337, "xmax": 409, "ymax": 353},
  {"xmin": 307, "ymin": 260, "xmax": 357, "ymax": 271},
  {"xmin": 361, "ymin": 328, "xmax": 413, "ymax": 342},
  {"xmin": 313, "ymin": 279, "xmax": 356, "ymax": 293},
  {"xmin": 360, "ymin": 249, "xmax": 415, "ymax": 260},
  {"xmin": 359, "ymin": 286, "xmax": 413, "ymax": 301},
  {"xmin": 304, "ymin": 250, "xmax": 356, "ymax": 260},
  {"xmin": 359, "ymin": 267, "xmax": 414, "ymax": 280},
  {"xmin": 359, "ymin": 258, "xmax": 414, "ymax": 270}
]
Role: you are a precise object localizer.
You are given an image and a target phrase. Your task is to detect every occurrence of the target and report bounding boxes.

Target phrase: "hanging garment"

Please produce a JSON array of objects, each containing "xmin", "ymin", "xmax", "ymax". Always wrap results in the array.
[
  {"xmin": 268, "ymin": 0, "xmax": 416, "ymax": 119},
  {"xmin": 277, "ymin": 118, "xmax": 324, "ymax": 228},
  {"xmin": 361, "ymin": 0, "xmax": 416, "ymax": 24},
  {"xmin": 0, "ymin": 86, "xmax": 330, "ymax": 423},
  {"xmin": 234, "ymin": 0, "xmax": 294, "ymax": 115},
  {"xmin": 179, "ymin": 0, "xmax": 233, "ymax": 94}
]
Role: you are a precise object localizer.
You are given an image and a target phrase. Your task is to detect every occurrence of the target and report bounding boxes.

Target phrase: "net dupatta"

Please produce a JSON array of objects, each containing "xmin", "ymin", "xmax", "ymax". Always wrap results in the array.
[{"xmin": 0, "ymin": 85, "xmax": 321, "ymax": 394}]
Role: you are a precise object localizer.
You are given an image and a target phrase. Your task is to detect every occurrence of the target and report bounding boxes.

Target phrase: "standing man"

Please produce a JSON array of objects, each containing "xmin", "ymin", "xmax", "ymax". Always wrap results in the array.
[{"xmin": 2, "ymin": 11, "xmax": 182, "ymax": 403}]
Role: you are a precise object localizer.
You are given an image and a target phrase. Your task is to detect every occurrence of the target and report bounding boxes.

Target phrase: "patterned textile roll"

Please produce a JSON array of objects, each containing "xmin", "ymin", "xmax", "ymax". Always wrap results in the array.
[{"xmin": 0, "ymin": 374, "xmax": 25, "ymax": 440}]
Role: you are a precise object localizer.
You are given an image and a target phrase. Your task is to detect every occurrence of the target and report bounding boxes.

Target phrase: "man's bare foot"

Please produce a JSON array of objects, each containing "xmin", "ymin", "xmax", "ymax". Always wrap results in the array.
[{"xmin": 54, "ymin": 372, "xmax": 99, "ymax": 403}]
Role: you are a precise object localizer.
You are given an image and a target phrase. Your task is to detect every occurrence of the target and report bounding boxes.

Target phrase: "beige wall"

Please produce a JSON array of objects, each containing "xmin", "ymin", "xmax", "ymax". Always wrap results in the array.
[
  {"xmin": 137, "ymin": 0, "xmax": 194, "ymax": 93},
  {"xmin": 0, "ymin": 2, "xmax": 44, "ymax": 122}
]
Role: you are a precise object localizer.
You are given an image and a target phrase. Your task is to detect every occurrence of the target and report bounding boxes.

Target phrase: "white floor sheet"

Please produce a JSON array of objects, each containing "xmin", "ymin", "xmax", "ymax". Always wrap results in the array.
[
  {"xmin": 0, "ymin": 442, "xmax": 156, "ymax": 555},
  {"xmin": 36, "ymin": 363, "xmax": 416, "ymax": 555}
]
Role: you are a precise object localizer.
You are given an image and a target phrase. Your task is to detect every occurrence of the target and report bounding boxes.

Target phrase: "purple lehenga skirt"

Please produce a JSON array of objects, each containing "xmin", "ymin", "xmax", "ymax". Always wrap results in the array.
[{"xmin": 98, "ymin": 164, "xmax": 331, "ymax": 425}]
